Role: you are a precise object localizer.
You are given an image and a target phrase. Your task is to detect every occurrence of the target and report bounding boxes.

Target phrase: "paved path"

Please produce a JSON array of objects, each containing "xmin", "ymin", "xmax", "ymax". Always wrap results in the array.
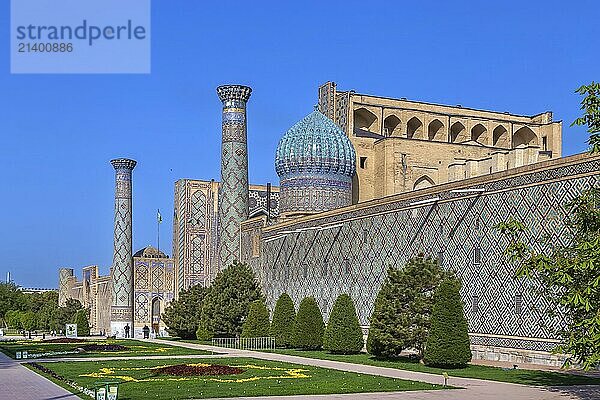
[
  {"xmin": 142, "ymin": 339, "xmax": 599, "ymax": 400},
  {"xmin": 0, "ymin": 351, "xmax": 81, "ymax": 400},
  {"xmin": 3, "ymin": 336, "xmax": 598, "ymax": 399}
]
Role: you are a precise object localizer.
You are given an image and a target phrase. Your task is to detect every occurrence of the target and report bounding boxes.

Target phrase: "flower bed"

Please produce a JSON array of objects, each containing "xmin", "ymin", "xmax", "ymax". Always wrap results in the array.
[
  {"xmin": 79, "ymin": 344, "xmax": 129, "ymax": 352},
  {"xmin": 44, "ymin": 338, "xmax": 87, "ymax": 344},
  {"xmin": 152, "ymin": 364, "xmax": 245, "ymax": 376},
  {"xmin": 27, "ymin": 362, "xmax": 95, "ymax": 398}
]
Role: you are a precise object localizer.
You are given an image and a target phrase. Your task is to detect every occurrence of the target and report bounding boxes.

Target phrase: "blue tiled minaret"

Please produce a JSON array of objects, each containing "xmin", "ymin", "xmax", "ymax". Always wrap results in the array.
[
  {"xmin": 217, "ymin": 85, "xmax": 252, "ymax": 268},
  {"xmin": 109, "ymin": 158, "xmax": 136, "ymax": 337}
]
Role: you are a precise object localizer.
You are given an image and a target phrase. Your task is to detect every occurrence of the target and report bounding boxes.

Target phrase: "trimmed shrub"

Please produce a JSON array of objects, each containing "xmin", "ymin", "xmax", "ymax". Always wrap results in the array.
[
  {"xmin": 200, "ymin": 261, "xmax": 264, "ymax": 337},
  {"xmin": 73, "ymin": 309, "xmax": 90, "ymax": 336},
  {"xmin": 323, "ymin": 294, "xmax": 363, "ymax": 354},
  {"xmin": 293, "ymin": 297, "xmax": 324, "ymax": 350},
  {"xmin": 424, "ymin": 278, "xmax": 472, "ymax": 368},
  {"xmin": 367, "ymin": 255, "xmax": 447, "ymax": 358},
  {"xmin": 196, "ymin": 324, "xmax": 212, "ymax": 341},
  {"xmin": 270, "ymin": 293, "xmax": 296, "ymax": 348},
  {"xmin": 242, "ymin": 300, "xmax": 270, "ymax": 338}
]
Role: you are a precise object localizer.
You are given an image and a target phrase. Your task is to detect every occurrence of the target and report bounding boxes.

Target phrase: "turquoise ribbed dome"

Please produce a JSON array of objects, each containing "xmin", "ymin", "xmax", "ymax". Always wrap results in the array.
[
  {"xmin": 275, "ymin": 110, "xmax": 356, "ymax": 178},
  {"xmin": 275, "ymin": 110, "xmax": 356, "ymax": 215}
]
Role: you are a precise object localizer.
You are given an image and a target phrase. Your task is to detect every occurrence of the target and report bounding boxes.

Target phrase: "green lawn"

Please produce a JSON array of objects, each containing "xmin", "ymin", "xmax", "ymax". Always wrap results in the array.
[
  {"xmin": 0, "ymin": 339, "xmax": 211, "ymax": 359},
  {"xmin": 259, "ymin": 349, "xmax": 600, "ymax": 386},
  {"xmin": 26, "ymin": 357, "xmax": 444, "ymax": 399}
]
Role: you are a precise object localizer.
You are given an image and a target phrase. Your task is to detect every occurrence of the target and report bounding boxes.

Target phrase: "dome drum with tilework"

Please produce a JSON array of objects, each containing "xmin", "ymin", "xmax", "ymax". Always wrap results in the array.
[{"xmin": 275, "ymin": 110, "xmax": 356, "ymax": 215}]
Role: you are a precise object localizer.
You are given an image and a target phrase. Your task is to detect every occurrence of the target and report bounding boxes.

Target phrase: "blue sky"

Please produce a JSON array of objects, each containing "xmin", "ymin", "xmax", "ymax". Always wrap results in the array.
[{"xmin": 1, "ymin": 1, "xmax": 597, "ymax": 287}]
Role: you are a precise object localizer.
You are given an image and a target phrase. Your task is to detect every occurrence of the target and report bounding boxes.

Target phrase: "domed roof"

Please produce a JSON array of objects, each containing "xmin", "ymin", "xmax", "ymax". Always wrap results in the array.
[
  {"xmin": 133, "ymin": 246, "xmax": 168, "ymax": 259},
  {"xmin": 275, "ymin": 110, "xmax": 356, "ymax": 179}
]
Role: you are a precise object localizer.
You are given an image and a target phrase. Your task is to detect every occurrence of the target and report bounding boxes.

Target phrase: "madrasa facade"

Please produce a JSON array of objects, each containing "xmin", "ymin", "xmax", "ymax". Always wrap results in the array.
[{"xmin": 58, "ymin": 82, "xmax": 600, "ymax": 366}]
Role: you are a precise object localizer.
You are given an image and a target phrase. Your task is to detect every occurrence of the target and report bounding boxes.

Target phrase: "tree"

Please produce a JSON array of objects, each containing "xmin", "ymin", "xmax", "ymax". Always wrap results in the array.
[
  {"xmin": 162, "ymin": 284, "xmax": 209, "ymax": 339},
  {"xmin": 497, "ymin": 187, "xmax": 600, "ymax": 369},
  {"xmin": 73, "ymin": 309, "xmax": 90, "ymax": 336},
  {"xmin": 292, "ymin": 297, "xmax": 325, "ymax": 350},
  {"xmin": 200, "ymin": 261, "xmax": 263, "ymax": 338},
  {"xmin": 367, "ymin": 255, "xmax": 447, "ymax": 358},
  {"xmin": 0, "ymin": 283, "xmax": 26, "ymax": 319},
  {"xmin": 572, "ymin": 82, "xmax": 600, "ymax": 153},
  {"xmin": 270, "ymin": 293, "xmax": 296, "ymax": 348},
  {"xmin": 423, "ymin": 278, "xmax": 472, "ymax": 368},
  {"xmin": 241, "ymin": 300, "xmax": 270, "ymax": 338},
  {"xmin": 51, "ymin": 298, "xmax": 83, "ymax": 332},
  {"xmin": 5, "ymin": 310, "xmax": 23, "ymax": 329},
  {"xmin": 21, "ymin": 311, "xmax": 37, "ymax": 334},
  {"xmin": 323, "ymin": 294, "xmax": 364, "ymax": 354}
]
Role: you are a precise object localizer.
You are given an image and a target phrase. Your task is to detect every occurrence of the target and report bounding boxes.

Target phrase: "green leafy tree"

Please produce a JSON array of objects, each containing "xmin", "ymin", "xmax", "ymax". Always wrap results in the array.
[
  {"xmin": 497, "ymin": 187, "xmax": 600, "ymax": 369},
  {"xmin": 367, "ymin": 255, "xmax": 447, "ymax": 358},
  {"xmin": 423, "ymin": 278, "xmax": 472, "ymax": 368},
  {"xmin": 21, "ymin": 311, "xmax": 37, "ymax": 334},
  {"xmin": 572, "ymin": 82, "xmax": 600, "ymax": 153},
  {"xmin": 293, "ymin": 297, "xmax": 325, "ymax": 350},
  {"xmin": 0, "ymin": 283, "xmax": 26, "ymax": 319},
  {"xmin": 33, "ymin": 292, "xmax": 59, "ymax": 331},
  {"xmin": 50, "ymin": 298, "xmax": 82, "ymax": 332},
  {"xmin": 323, "ymin": 294, "xmax": 364, "ymax": 354},
  {"xmin": 270, "ymin": 293, "xmax": 296, "ymax": 348},
  {"xmin": 73, "ymin": 309, "xmax": 90, "ymax": 336},
  {"xmin": 162, "ymin": 284, "xmax": 209, "ymax": 339},
  {"xmin": 241, "ymin": 299, "xmax": 270, "ymax": 338},
  {"xmin": 200, "ymin": 261, "xmax": 263, "ymax": 338},
  {"xmin": 5, "ymin": 310, "xmax": 23, "ymax": 329}
]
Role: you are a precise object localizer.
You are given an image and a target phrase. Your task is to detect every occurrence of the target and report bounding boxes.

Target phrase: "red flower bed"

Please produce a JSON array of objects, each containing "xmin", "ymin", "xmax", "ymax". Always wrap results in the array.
[
  {"xmin": 152, "ymin": 364, "xmax": 245, "ymax": 376},
  {"xmin": 43, "ymin": 338, "xmax": 87, "ymax": 344},
  {"xmin": 79, "ymin": 344, "xmax": 129, "ymax": 352}
]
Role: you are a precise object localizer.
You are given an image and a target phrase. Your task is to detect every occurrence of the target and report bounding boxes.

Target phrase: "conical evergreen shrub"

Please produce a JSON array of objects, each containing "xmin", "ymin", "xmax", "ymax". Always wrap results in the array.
[
  {"xmin": 292, "ymin": 297, "xmax": 324, "ymax": 350},
  {"xmin": 270, "ymin": 293, "xmax": 296, "ymax": 348},
  {"xmin": 367, "ymin": 256, "xmax": 446, "ymax": 358},
  {"xmin": 323, "ymin": 294, "xmax": 364, "ymax": 354},
  {"xmin": 423, "ymin": 278, "xmax": 472, "ymax": 368},
  {"xmin": 242, "ymin": 300, "xmax": 270, "ymax": 337},
  {"xmin": 73, "ymin": 309, "xmax": 90, "ymax": 336}
]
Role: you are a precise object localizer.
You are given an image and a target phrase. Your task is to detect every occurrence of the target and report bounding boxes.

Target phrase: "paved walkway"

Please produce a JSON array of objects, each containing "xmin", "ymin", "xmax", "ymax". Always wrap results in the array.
[
  {"xmin": 0, "ymin": 351, "xmax": 81, "ymax": 400},
  {"xmin": 142, "ymin": 338, "xmax": 599, "ymax": 400},
  {"xmin": 3, "ymin": 336, "xmax": 599, "ymax": 399}
]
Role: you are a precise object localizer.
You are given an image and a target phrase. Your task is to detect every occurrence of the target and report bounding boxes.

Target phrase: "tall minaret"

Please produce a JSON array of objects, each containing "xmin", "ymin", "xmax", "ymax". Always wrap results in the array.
[
  {"xmin": 109, "ymin": 158, "xmax": 137, "ymax": 337},
  {"xmin": 216, "ymin": 85, "xmax": 252, "ymax": 268}
]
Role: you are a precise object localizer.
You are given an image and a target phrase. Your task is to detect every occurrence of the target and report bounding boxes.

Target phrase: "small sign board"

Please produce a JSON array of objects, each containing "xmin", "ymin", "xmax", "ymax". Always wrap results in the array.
[
  {"xmin": 16, "ymin": 351, "xmax": 21, "ymax": 359},
  {"xmin": 22, "ymin": 350, "xmax": 28, "ymax": 359},
  {"xmin": 66, "ymin": 324, "xmax": 77, "ymax": 338}
]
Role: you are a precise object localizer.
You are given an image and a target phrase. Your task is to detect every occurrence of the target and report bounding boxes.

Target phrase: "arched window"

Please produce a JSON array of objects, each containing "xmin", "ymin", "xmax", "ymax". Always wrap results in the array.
[
  {"xmin": 471, "ymin": 124, "xmax": 488, "ymax": 144},
  {"xmin": 450, "ymin": 122, "xmax": 467, "ymax": 143},
  {"xmin": 493, "ymin": 125, "xmax": 509, "ymax": 147},
  {"xmin": 513, "ymin": 126, "xmax": 538, "ymax": 147},
  {"xmin": 407, "ymin": 117, "xmax": 423, "ymax": 139},
  {"xmin": 413, "ymin": 175, "xmax": 435, "ymax": 190},
  {"xmin": 383, "ymin": 115, "xmax": 401, "ymax": 137},
  {"xmin": 354, "ymin": 108, "xmax": 378, "ymax": 132},
  {"xmin": 428, "ymin": 119, "xmax": 445, "ymax": 141}
]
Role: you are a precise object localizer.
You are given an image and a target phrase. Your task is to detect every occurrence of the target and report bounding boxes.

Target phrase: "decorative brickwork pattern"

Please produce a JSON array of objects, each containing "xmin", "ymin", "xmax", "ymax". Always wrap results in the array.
[
  {"xmin": 241, "ymin": 155, "xmax": 600, "ymax": 352},
  {"xmin": 217, "ymin": 85, "xmax": 252, "ymax": 268},
  {"xmin": 172, "ymin": 180, "xmax": 279, "ymax": 290},
  {"xmin": 109, "ymin": 158, "xmax": 136, "ymax": 329}
]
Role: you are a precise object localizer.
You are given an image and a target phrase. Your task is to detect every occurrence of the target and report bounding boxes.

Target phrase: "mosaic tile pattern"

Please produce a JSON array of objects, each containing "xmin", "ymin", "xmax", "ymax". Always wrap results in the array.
[
  {"xmin": 217, "ymin": 85, "xmax": 252, "ymax": 268},
  {"xmin": 241, "ymin": 156, "xmax": 600, "ymax": 350},
  {"xmin": 275, "ymin": 110, "xmax": 356, "ymax": 214},
  {"xmin": 172, "ymin": 179, "xmax": 280, "ymax": 290},
  {"xmin": 109, "ymin": 158, "xmax": 136, "ymax": 323},
  {"xmin": 133, "ymin": 254, "xmax": 175, "ymax": 327}
]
